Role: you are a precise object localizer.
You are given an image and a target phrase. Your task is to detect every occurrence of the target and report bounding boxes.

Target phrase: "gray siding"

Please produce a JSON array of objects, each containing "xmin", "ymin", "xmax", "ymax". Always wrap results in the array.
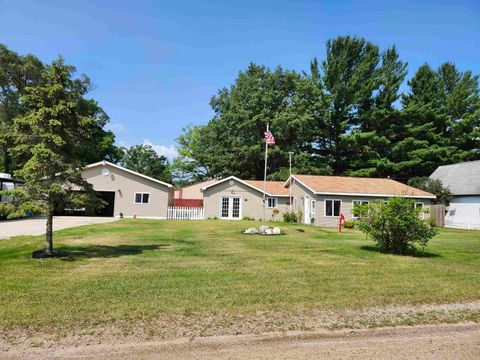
[
  {"xmin": 83, "ymin": 164, "xmax": 173, "ymax": 218},
  {"xmin": 290, "ymin": 179, "xmax": 431, "ymax": 227},
  {"xmin": 203, "ymin": 180, "xmax": 289, "ymax": 220}
]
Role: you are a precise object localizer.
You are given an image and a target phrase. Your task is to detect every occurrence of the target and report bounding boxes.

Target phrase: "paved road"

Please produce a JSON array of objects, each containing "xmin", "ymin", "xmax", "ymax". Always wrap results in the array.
[
  {"xmin": 0, "ymin": 216, "xmax": 117, "ymax": 239},
  {"xmin": 4, "ymin": 323, "xmax": 480, "ymax": 360}
]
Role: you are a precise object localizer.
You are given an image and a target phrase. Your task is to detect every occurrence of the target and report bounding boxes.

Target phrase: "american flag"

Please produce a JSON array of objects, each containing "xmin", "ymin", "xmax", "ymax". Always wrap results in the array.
[{"xmin": 264, "ymin": 130, "xmax": 275, "ymax": 145}]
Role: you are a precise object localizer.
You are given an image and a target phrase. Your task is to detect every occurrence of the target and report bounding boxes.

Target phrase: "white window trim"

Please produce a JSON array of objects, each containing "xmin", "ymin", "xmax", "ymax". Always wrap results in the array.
[
  {"xmin": 324, "ymin": 199, "xmax": 342, "ymax": 217},
  {"xmin": 266, "ymin": 197, "xmax": 277, "ymax": 209},
  {"xmin": 352, "ymin": 200, "xmax": 369, "ymax": 219},
  {"xmin": 414, "ymin": 202, "xmax": 424, "ymax": 209},
  {"xmin": 134, "ymin": 192, "xmax": 151, "ymax": 204},
  {"xmin": 219, "ymin": 195, "xmax": 243, "ymax": 220}
]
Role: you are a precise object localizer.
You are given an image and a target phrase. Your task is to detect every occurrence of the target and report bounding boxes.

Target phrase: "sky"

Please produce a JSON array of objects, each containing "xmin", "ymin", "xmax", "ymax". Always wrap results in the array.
[{"xmin": 1, "ymin": 0, "xmax": 479, "ymax": 160}]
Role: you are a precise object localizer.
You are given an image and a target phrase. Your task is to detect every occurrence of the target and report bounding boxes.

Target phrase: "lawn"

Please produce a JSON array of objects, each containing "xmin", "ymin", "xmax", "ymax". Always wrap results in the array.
[{"xmin": 0, "ymin": 219, "xmax": 479, "ymax": 331}]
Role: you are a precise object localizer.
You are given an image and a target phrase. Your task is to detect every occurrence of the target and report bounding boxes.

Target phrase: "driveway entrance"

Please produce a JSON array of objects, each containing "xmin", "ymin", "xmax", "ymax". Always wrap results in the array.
[{"xmin": 0, "ymin": 216, "xmax": 117, "ymax": 239}]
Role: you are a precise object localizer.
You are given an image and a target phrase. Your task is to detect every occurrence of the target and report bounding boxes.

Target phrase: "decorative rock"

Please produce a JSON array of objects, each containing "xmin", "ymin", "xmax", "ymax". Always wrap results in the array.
[
  {"xmin": 259, "ymin": 225, "xmax": 270, "ymax": 233},
  {"xmin": 265, "ymin": 228, "xmax": 274, "ymax": 235},
  {"xmin": 272, "ymin": 227, "xmax": 281, "ymax": 234},
  {"xmin": 244, "ymin": 228, "xmax": 259, "ymax": 234}
]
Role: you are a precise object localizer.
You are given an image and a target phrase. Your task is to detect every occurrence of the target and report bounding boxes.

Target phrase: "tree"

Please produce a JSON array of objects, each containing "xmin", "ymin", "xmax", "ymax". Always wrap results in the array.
[
  {"xmin": 0, "ymin": 44, "xmax": 44, "ymax": 173},
  {"xmin": 121, "ymin": 144, "xmax": 171, "ymax": 183},
  {"xmin": 6, "ymin": 58, "xmax": 104, "ymax": 256},
  {"xmin": 175, "ymin": 63, "xmax": 311, "ymax": 181},
  {"xmin": 407, "ymin": 177, "xmax": 453, "ymax": 206},
  {"xmin": 0, "ymin": 44, "xmax": 122, "ymax": 174},
  {"xmin": 309, "ymin": 36, "xmax": 381, "ymax": 175},
  {"xmin": 356, "ymin": 197, "xmax": 438, "ymax": 254}
]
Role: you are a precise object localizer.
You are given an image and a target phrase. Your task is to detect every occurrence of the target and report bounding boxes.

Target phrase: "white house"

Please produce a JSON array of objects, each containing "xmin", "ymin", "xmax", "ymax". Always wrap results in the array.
[{"xmin": 430, "ymin": 160, "xmax": 480, "ymax": 230}]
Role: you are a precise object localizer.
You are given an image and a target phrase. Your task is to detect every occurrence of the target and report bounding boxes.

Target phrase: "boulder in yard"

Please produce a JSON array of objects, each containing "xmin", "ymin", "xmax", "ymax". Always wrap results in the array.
[
  {"xmin": 259, "ymin": 225, "xmax": 270, "ymax": 233},
  {"xmin": 244, "ymin": 228, "xmax": 259, "ymax": 234},
  {"xmin": 272, "ymin": 227, "xmax": 281, "ymax": 235}
]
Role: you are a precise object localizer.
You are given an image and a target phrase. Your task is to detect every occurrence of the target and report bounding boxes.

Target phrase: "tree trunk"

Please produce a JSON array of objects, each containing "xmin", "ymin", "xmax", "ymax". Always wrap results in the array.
[{"xmin": 45, "ymin": 212, "xmax": 54, "ymax": 255}]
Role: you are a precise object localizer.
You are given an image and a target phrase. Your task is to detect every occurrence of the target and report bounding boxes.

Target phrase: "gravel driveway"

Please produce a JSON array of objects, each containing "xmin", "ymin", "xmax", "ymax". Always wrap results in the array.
[{"xmin": 0, "ymin": 216, "xmax": 117, "ymax": 239}]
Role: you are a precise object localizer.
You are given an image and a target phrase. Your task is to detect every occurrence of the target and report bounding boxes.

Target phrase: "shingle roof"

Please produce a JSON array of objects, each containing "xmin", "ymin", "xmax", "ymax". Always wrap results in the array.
[
  {"xmin": 290, "ymin": 174, "xmax": 435, "ymax": 198},
  {"xmin": 430, "ymin": 160, "xmax": 480, "ymax": 195},
  {"xmin": 243, "ymin": 180, "xmax": 290, "ymax": 196}
]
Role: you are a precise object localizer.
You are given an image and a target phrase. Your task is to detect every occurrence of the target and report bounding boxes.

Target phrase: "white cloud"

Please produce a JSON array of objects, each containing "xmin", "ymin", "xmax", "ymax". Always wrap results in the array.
[{"xmin": 143, "ymin": 140, "xmax": 178, "ymax": 161}]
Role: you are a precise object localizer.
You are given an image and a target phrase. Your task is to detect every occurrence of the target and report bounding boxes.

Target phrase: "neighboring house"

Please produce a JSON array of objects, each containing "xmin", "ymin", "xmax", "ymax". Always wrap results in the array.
[
  {"xmin": 0, "ymin": 173, "xmax": 24, "ymax": 204},
  {"xmin": 285, "ymin": 175, "xmax": 435, "ymax": 226},
  {"xmin": 79, "ymin": 161, "xmax": 174, "ymax": 218},
  {"xmin": 202, "ymin": 176, "xmax": 290, "ymax": 220},
  {"xmin": 174, "ymin": 179, "xmax": 218, "ymax": 207},
  {"xmin": 430, "ymin": 161, "xmax": 480, "ymax": 230}
]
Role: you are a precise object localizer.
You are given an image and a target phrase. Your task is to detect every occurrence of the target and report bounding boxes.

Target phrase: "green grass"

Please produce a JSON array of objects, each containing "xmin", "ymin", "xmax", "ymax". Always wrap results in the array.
[{"xmin": 0, "ymin": 219, "xmax": 479, "ymax": 330}]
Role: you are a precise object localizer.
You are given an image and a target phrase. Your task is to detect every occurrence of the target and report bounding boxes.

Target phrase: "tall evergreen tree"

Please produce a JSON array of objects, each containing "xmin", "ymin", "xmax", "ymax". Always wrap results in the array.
[
  {"xmin": 309, "ymin": 36, "xmax": 381, "ymax": 175},
  {"xmin": 6, "ymin": 58, "xmax": 104, "ymax": 256}
]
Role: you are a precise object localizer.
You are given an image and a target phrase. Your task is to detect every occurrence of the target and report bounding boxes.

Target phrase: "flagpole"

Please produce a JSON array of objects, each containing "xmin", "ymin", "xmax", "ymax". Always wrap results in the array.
[{"xmin": 262, "ymin": 123, "xmax": 269, "ymax": 221}]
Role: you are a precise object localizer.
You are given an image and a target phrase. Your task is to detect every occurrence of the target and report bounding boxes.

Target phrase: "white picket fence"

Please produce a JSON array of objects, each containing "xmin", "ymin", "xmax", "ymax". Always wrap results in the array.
[{"xmin": 167, "ymin": 207, "xmax": 204, "ymax": 220}]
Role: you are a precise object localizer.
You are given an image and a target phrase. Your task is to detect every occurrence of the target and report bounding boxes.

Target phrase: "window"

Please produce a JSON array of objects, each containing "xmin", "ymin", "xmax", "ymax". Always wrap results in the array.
[
  {"xmin": 414, "ymin": 202, "xmax": 424, "ymax": 210},
  {"xmin": 135, "ymin": 193, "xmax": 150, "ymax": 204},
  {"xmin": 267, "ymin": 197, "xmax": 277, "ymax": 208},
  {"xmin": 352, "ymin": 200, "xmax": 369, "ymax": 218},
  {"xmin": 325, "ymin": 199, "xmax": 341, "ymax": 217}
]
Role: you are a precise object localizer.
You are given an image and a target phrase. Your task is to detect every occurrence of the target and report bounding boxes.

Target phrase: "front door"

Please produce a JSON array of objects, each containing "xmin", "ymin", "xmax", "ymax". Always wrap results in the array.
[{"xmin": 220, "ymin": 196, "xmax": 242, "ymax": 220}]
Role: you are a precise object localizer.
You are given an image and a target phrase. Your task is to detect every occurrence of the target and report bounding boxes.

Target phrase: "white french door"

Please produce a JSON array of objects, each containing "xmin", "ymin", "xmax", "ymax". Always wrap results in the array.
[
  {"xmin": 304, "ymin": 195, "xmax": 311, "ymax": 224},
  {"xmin": 220, "ymin": 196, "xmax": 242, "ymax": 220}
]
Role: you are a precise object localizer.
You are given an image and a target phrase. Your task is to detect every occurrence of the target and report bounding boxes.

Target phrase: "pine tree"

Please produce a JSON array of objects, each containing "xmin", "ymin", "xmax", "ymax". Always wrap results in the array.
[{"xmin": 7, "ymin": 58, "xmax": 104, "ymax": 256}]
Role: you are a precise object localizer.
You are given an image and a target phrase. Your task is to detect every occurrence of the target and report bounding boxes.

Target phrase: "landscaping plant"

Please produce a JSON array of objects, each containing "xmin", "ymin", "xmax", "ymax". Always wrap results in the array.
[{"xmin": 355, "ymin": 197, "xmax": 438, "ymax": 254}]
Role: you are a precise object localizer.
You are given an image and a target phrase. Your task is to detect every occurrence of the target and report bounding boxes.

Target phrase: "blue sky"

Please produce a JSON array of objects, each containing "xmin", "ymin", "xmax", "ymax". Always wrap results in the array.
[{"xmin": 1, "ymin": 0, "xmax": 479, "ymax": 159}]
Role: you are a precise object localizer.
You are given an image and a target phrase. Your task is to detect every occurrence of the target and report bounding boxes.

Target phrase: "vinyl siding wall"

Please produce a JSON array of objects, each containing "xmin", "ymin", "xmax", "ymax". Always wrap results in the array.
[
  {"xmin": 289, "ymin": 179, "xmax": 431, "ymax": 227},
  {"xmin": 82, "ymin": 164, "xmax": 173, "ymax": 218},
  {"xmin": 203, "ymin": 180, "xmax": 289, "ymax": 220}
]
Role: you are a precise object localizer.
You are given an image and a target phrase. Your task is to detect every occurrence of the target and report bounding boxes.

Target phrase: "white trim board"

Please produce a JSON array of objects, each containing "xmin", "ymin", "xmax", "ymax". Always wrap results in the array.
[
  {"xmin": 201, "ymin": 175, "xmax": 288, "ymax": 197},
  {"xmin": 85, "ymin": 160, "xmax": 173, "ymax": 188}
]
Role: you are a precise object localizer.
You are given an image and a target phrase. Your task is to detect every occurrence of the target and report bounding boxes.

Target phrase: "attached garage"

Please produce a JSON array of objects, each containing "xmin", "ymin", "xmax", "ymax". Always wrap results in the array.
[{"xmin": 82, "ymin": 161, "xmax": 174, "ymax": 218}]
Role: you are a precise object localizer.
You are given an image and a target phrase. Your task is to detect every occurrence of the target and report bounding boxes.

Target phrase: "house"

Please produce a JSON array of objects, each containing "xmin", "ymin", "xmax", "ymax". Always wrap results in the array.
[
  {"xmin": 285, "ymin": 175, "xmax": 435, "ymax": 226},
  {"xmin": 80, "ymin": 161, "xmax": 174, "ymax": 218},
  {"xmin": 174, "ymin": 179, "xmax": 218, "ymax": 207},
  {"xmin": 0, "ymin": 173, "xmax": 24, "ymax": 205},
  {"xmin": 430, "ymin": 161, "xmax": 480, "ymax": 230},
  {"xmin": 201, "ymin": 176, "xmax": 290, "ymax": 220}
]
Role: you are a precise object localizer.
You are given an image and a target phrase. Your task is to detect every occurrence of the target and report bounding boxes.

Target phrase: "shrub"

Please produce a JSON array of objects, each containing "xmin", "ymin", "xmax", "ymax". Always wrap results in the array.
[
  {"xmin": 355, "ymin": 197, "xmax": 438, "ymax": 254},
  {"xmin": 272, "ymin": 208, "xmax": 280, "ymax": 221},
  {"xmin": 283, "ymin": 212, "xmax": 297, "ymax": 223},
  {"xmin": 242, "ymin": 216, "xmax": 254, "ymax": 221},
  {"xmin": 343, "ymin": 220, "xmax": 355, "ymax": 229}
]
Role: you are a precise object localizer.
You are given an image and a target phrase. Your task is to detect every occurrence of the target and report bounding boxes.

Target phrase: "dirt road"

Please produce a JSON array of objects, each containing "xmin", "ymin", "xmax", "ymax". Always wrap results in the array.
[{"xmin": 5, "ymin": 323, "xmax": 479, "ymax": 360}]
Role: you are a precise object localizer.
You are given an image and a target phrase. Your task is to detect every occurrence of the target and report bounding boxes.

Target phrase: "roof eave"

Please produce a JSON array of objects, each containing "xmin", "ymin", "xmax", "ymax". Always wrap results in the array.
[{"xmin": 85, "ymin": 160, "xmax": 173, "ymax": 188}]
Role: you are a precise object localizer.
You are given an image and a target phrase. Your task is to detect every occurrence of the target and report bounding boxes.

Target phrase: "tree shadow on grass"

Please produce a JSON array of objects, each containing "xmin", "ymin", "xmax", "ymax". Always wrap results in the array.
[
  {"xmin": 360, "ymin": 245, "xmax": 441, "ymax": 258},
  {"xmin": 51, "ymin": 244, "xmax": 170, "ymax": 261}
]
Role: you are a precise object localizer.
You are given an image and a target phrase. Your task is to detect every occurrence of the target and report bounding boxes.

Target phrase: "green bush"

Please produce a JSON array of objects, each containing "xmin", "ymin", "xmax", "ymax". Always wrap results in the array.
[
  {"xmin": 355, "ymin": 197, "xmax": 438, "ymax": 254},
  {"xmin": 242, "ymin": 216, "xmax": 254, "ymax": 221},
  {"xmin": 343, "ymin": 220, "xmax": 355, "ymax": 229},
  {"xmin": 283, "ymin": 212, "xmax": 297, "ymax": 223}
]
